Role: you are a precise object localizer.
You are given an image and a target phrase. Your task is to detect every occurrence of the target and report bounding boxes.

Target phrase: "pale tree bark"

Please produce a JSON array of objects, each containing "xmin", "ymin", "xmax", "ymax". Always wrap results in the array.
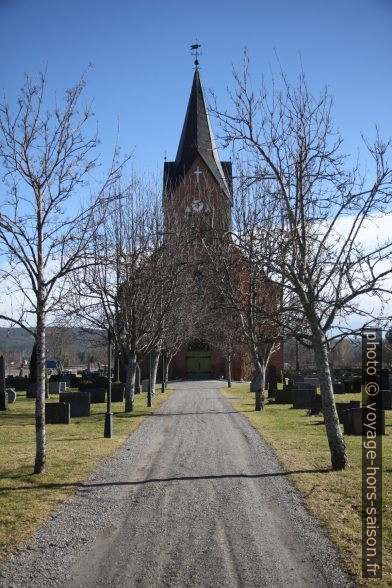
[
  {"xmin": 124, "ymin": 351, "xmax": 138, "ymax": 412},
  {"xmin": 211, "ymin": 53, "xmax": 392, "ymax": 469}
]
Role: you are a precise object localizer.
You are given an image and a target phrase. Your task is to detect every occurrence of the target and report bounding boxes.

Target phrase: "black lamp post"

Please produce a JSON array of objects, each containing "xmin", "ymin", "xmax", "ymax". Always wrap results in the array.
[
  {"xmin": 161, "ymin": 351, "xmax": 166, "ymax": 393},
  {"xmin": 104, "ymin": 328, "xmax": 113, "ymax": 438}
]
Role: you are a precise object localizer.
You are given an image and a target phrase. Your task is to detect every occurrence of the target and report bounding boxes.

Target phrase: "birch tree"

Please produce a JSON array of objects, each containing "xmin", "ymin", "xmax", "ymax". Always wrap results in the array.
[
  {"xmin": 0, "ymin": 73, "xmax": 121, "ymax": 473},
  {"xmin": 212, "ymin": 55, "xmax": 392, "ymax": 469}
]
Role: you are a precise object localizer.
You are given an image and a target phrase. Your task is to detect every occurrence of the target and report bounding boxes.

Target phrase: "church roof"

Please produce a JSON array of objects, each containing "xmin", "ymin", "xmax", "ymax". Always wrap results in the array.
[{"xmin": 165, "ymin": 69, "xmax": 231, "ymax": 198}]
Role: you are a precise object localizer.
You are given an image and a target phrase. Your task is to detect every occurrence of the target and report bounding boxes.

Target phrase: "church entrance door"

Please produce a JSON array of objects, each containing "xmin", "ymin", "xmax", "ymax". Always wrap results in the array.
[{"xmin": 186, "ymin": 340, "xmax": 212, "ymax": 379}]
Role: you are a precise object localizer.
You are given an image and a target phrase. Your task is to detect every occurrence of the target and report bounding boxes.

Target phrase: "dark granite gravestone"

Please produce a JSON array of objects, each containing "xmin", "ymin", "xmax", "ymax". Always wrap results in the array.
[
  {"xmin": 382, "ymin": 390, "xmax": 392, "ymax": 410},
  {"xmin": 5, "ymin": 375, "xmax": 15, "ymax": 388},
  {"xmin": 381, "ymin": 368, "xmax": 389, "ymax": 391},
  {"xmin": 6, "ymin": 389, "xmax": 16, "ymax": 403},
  {"xmin": 343, "ymin": 407, "xmax": 385, "ymax": 435},
  {"xmin": 292, "ymin": 374, "xmax": 305, "ymax": 383},
  {"xmin": 310, "ymin": 394, "xmax": 322, "ymax": 415},
  {"xmin": 303, "ymin": 377, "xmax": 320, "ymax": 387},
  {"xmin": 351, "ymin": 379, "xmax": 362, "ymax": 393},
  {"xmin": 335, "ymin": 402, "xmax": 350, "ymax": 424},
  {"xmin": 333, "ymin": 383, "xmax": 345, "ymax": 394},
  {"xmin": 49, "ymin": 382, "xmax": 62, "ymax": 394},
  {"xmin": 292, "ymin": 387, "xmax": 317, "ymax": 409},
  {"xmin": 111, "ymin": 383, "xmax": 125, "ymax": 402},
  {"xmin": 89, "ymin": 388, "xmax": 106, "ymax": 403},
  {"xmin": 14, "ymin": 376, "xmax": 28, "ymax": 391},
  {"xmin": 0, "ymin": 356, "xmax": 5, "ymax": 394},
  {"xmin": 59, "ymin": 391, "xmax": 90, "ymax": 417},
  {"xmin": 26, "ymin": 383, "xmax": 37, "ymax": 398},
  {"xmin": 45, "ymin": 402, "xmax": 70, "ymax": 424},
  {"xmin": 275, "ymin": 387, "xmax": 292, "ymax": 404},
  {"xmin": 94, "ymin": 376, "xmax": 109, "ymax": 388},
  {"xmin": 267, "ymin": 365, "xmax": 277, "ymax": 398},
  {"xmin": 0, "ymin": 393, "xmax": 8, "ymax": 410}
]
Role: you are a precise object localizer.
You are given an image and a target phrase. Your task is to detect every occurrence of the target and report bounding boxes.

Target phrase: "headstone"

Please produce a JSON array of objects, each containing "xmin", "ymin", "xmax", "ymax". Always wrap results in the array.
[
  {"xmin": 89, "ymin": 388, "xmax": 106, "ymax": 403},
  {"xmin": 351, "ymin": 379, "xmax": 362, "ymax": 393},
  {"xmin": 381, "ymin": 368, "xmax": 389, "ymax": 391},
  {"xmin": 0, "ymin": 356, "xmax": 5, "ymax": 396},
  {"xmin": 142, "ymin": 379, "xmax": 149, "ymax": 392},
  {"xmin": 111, "ymin": 383, "xmax": 125, "ymax": 402},
  {"xmin": 94, "ymin": 376, "xmax": 109, "ymax": 388},
  {"xmin": 292, "ymin": 375, "xmax": 305, "ymax": 383},
  {"xmin": 343, "ymin": 380, "xmax": 354, "ymax": 393},
  {"xmin": 14, "ymin": 376, "xmax": 28, "ymax": 391},
  {"xmin": 343, "ymin": 407, "xmax": 385, "ymax": 435},
  {"xmin": 292, "ymin": 387, "xmax": 316, "ymax": 409},
  {"xmin": 49, "ymin": 381, "xmax": 67, "ymax": 394},
  {"xmin": 303, "ymin": 377, "xmax": 320, "ymax": 387},
  {"xmin": 335, "ymin": 402, "xmax": 350, "ymax": 424},
  {"xmin": 45, "ymin": 402, "xmax": 70, "ymax": 424},
  {"xmin": 275, "ymin": 387, "xmax": 292, "ymax": 404},
  {"xmin": 267, "ymin": 365, "xmax": 277, "ymax": 398},
  {"xmin": 5, "ymin": 375, "xmax": 15, "ymax": 388},
  {"xmin": 59, "ymin": 391, "xmax": 91, "ymax": 417},
  {"xmin": 382, "ymin": 390, "xmax": 392, "ymax": 410},
  {"xmin": 310, "ymin": 394, "xmax": 322, "ymax": 415},
  {"xmin": 26, "ymin": 383, "xmax": 37, "ymax": 398},
  {"xmin": 333, "ymin": 383, "xmax": 345, "ymax": 394},
  {"xmin": 0, "ymin": 392, "xmax": 8, "ymax": 411},
  {"xmin": 6, "ymin": 389, "xmax": 16, "ymax": 404}
]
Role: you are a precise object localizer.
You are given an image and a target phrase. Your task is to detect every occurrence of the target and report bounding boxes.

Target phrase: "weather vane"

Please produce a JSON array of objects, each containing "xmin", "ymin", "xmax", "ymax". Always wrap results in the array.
[{"xmin": 190, "ymin": 42, "xmax": 202, "ymax": 68}]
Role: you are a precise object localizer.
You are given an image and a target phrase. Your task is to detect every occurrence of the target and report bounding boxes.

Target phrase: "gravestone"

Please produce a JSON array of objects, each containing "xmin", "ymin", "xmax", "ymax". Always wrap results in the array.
[
  {"xmin": 275, "ymin": 387, "xmax": 292, "ymax": 404},
  {"xmin": 333, "ymin": 383, "xmax": 345, "ymax": 394},
  {"xmin": 0, "ymin": 393, "xmax": 8, "ymax": 410},
  {"xmin": 45, "ymin": 402, "xmax": 70, "ymax": 424},
  {"xmin": 94, "ymin": 376, "xmax": 109, "ymax": 388},
  {"xmin": 335, "ymin": 402, "xmax": 350, "ymax": 424},
  {"xmin": 381, "ymin": 368, "xmax": 389, "ymax": 391},
  {"xmin": 26, "ymin": 383, "xmax": 37, "ymax": 398},
  {"xmin": 59, "ymin": 391, "xmax": 90, "ymax": 417},
  {"xmin": 303, "ymin": 377, "xmax": 320, "ymax": 387},
  {"xmin": 6, "ymin": 389, "xmax": 16, "ymax": 404},
  {"xmin": 6, "ymin": 375, "xmax": 15, "ymax": 388},
  {"xmin": 292, "ymin": 387, "xmax": 317, "ymax": 409},
  {"xmin": 310, "ymin": 394, "xmax": 322, "ymax": 415},
  {"xmin": 14, "ymin": 376, "xmax": 28, "ymax": 392},
  {"xmin": 0, "ymin": 356, "xmax": 5, "ymax": 394},
  {"xmin": 111, "ymin": 383, "xmax": 125, "ymax": 402},
  {"xmin": 89, "ymin": 388, "xmax": 106, "ymax": 403},
  {"xmin": 382, "ymin": 390, "xmax": 392, "ymax": 410},
  {"xmin": 142, "ymin": 379, "xmax": 149, "ymax": 392},
  {"xmin": 267, "ymin": 365, "xmax": 277, "ymax": 399},
  {"xmin": 49, "ymin": 381, "xmax": 67, "ymax": 394},
  {"xmin": 343, "ymin": 407, "xmax": 385, "ymax": 435},
  {"xmin": 292, "ymin": 375, "xmax": 305, "ymax": 383},
  {"xmin": 351, "ymin": 379, "xmax": 362, "ymax": 393}
]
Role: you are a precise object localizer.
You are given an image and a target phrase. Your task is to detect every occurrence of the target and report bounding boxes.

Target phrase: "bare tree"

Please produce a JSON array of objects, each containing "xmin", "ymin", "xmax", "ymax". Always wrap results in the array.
[
  {"xmin": 204, "ymin": 179, "xmax": 290, "ymax": 410},
  {"xmin": 0, "ymin": 73, "xmax": 122, "ymax": 473},
  {"xmin": 212, "ymin": 55, "xmax": 392, "ymax": 469}
]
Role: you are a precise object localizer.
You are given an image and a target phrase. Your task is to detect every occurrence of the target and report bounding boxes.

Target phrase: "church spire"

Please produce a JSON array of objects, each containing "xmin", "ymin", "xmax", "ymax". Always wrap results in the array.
[{"xmin": 169, "ymin": 68, "xmax": 231, "ymax": 198}]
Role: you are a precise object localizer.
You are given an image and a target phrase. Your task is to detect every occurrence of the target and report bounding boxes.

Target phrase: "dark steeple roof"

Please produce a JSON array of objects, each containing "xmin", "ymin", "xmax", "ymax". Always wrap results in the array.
[{"xmin": 165, "ymin": 69, "xmax": 231, "ymax": 198}]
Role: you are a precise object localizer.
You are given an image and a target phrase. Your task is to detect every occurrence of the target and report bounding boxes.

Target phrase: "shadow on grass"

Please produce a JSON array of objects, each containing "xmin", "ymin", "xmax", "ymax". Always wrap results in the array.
[
  {"xmin": 152, "ymin": 410, "xmax": 254, "ymax": 417},
  {"xmin": 0, "ymin": 467, "xmax": 332, "ymax": 492}
]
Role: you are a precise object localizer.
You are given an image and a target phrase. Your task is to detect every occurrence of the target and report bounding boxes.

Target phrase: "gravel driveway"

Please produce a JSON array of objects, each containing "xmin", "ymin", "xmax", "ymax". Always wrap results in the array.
[{"xmin": 0, "ymin": 381, "xmax": 353, "ymax": 587}]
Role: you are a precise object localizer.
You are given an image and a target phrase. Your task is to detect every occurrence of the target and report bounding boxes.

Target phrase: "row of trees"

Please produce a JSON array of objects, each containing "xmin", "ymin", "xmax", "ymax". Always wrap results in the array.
[{"xmin": 0, "ymin": 59, "xmax": 391, "ymax": 474}]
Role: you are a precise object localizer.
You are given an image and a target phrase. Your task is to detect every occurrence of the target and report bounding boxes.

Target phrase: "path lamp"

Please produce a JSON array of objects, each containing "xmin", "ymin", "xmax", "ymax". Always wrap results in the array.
[
  {"xmin": 161, "ymin": 351, "xmax": 166, "ymax": 393},
  {"xmin": 104, "ymin": 328, "xmax": 113, "ymax": 438}
]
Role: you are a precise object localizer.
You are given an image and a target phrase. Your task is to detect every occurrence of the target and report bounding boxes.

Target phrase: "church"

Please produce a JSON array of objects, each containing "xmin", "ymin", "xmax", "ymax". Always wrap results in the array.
[{"xmin": 162, "ymin": 64, "xmax": 283, "ymax": 381}]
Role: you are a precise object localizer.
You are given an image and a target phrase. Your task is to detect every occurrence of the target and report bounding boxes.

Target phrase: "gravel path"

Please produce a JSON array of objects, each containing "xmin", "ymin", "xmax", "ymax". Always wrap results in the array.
[{"xmin": 0, "ymin": 381, "xmax": 354, "ymax": 588}]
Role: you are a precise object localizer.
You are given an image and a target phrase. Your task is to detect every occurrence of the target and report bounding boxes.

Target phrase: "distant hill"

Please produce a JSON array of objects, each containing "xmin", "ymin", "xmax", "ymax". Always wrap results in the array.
[{"xmin": 0, "ymin": 327, "xmax": 106, "ymax": 366}]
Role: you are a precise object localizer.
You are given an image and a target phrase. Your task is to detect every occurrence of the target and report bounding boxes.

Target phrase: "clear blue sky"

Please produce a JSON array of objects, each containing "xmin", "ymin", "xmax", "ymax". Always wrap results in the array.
[{"xmin": 1, "ymin": 0, "xmax": 391, "ymax": 176}]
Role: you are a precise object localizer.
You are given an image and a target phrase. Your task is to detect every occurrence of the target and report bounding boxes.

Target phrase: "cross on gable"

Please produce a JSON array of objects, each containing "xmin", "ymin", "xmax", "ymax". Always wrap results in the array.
[{"xmin": 194, "ymin": 166, "xmax": 203, "ymax": 183}]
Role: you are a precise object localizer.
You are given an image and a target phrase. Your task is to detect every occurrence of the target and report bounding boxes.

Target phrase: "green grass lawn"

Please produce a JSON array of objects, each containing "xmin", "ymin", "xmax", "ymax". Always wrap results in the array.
[
  {"xmin": 221, "ymin": 385, "xmax": 392, "ymax": 588},
  {"xmin": 0, "ymin": 387, "xmax": 171, "ymax": 564}
]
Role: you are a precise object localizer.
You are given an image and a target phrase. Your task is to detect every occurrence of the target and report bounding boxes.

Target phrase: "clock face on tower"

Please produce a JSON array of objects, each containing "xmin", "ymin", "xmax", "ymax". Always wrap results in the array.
[{"xmin": 185, "ymin": 200, "xmax": 209, "ymax": 214}]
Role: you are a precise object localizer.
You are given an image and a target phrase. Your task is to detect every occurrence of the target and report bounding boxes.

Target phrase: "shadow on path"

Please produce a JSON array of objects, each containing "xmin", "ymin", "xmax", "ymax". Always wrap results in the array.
[{"xmin": 0, "ymin": 468, "xmax": 332, "ymax": 492}]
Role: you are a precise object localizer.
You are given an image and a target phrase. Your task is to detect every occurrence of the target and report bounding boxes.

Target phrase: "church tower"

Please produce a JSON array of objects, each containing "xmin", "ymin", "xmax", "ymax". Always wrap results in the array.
[{"xmin": 163, "ymin": 68, "xmax": 232, "ymax": 233}]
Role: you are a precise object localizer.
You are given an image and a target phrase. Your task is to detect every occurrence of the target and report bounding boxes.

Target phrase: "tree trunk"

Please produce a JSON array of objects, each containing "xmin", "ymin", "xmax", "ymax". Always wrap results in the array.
[
  {"xmin": 165, "ymin": 355, "xmax": 172, "ymax": 384},
  {"xmin": 135, "ymin": 364, "xmax": 141, "ymax": 394},
  {"xmin": 253, "ymin": 360, "xmax": 266, "ymax": 411},
  {"xmin": 226, "ymin": 351, "xmax": 232, "ymax": 388},
  {"xmin": 34, "ymin": 308, "xmax": 46, "ymax": 474},
  {"xmin": 124, "ymin": 353, "xmax": 137, "ymax": 412},
  {"xmin": 311, "ymin": 326, "xmax": 348, "ymax": 470},
  {"xmin": 148, "ymin": 350, "xmax": 160, "ymax": 406}
]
